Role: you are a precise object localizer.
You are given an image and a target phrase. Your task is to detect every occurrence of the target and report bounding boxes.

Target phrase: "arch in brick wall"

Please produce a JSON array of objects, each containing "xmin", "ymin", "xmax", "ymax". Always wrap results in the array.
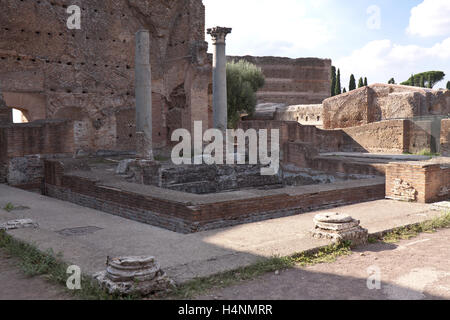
[{"xmin": 2, "ymin": 91, "xmax": 47, "ymax": 122}]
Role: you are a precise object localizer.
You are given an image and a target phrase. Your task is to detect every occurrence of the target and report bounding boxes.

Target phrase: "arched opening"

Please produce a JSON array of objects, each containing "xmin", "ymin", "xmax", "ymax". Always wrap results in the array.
[{"xmin": 12, "ymin": 108, "xmax": 29, "ymax": 123}]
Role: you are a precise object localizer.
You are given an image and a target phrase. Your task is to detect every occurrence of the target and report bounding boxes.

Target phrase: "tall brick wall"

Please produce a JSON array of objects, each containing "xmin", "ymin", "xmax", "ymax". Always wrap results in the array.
[
  {"xmin": 228, "ymin": 56, "xmax": 331, "ymax": 105},
  {"xmin": 0, "ymin": 0, "xmax": 212, "ymax": 152}
]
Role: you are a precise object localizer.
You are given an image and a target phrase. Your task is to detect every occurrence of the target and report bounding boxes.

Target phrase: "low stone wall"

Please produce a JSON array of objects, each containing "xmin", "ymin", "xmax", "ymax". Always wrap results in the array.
[
  {"xmin": 441, "ymin": 119, "xmax": 450, "ymax": 156},
  {"xmin": 43, "ymin": 160, "xmax": 385, "ymax": 233},
  {"xmin": 386, "ymin": 159, "xmax": 450, "ymax": 203}
]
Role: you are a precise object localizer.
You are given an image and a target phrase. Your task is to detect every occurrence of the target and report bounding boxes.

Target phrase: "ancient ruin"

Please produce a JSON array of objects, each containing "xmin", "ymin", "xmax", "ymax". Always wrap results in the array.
[
  {"xmin": 94, "ymin": 256, "xmax": 175, "ymax": 295},
  {"xmin": 311, "ymin": 212, "xmax": 368, "ymax": 246}
]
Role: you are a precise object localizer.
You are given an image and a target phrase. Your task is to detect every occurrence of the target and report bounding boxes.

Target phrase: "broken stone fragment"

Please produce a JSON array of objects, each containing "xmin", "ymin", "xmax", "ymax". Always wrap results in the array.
[
  {"xmin": 94, "ymin": 255, "xmax": 175, "ymax": 296},
  {"xmin": 0, "ymin": 219, "xmax": 39, "ymax": 231}
]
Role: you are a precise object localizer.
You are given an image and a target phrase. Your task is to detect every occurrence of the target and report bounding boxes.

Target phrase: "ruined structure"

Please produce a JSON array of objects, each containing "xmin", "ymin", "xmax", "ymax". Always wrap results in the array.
[
  {"xmin": 228, "ymin": 56, "xmax": 331, "ymax": 105},
  {"xmin": 94, "ymin": 256, "xmax": 175, "ymax": 295},
  {"xmin": 0, "ymin": 0, "xmax": 212, "ymax": 152},
  {"xmin": 311, "ymin": 212, "xmax": 368, "ymax": 246},
  {"xmin": 323, "ymin": 84, "xmax": 450, "ymax": 130}
]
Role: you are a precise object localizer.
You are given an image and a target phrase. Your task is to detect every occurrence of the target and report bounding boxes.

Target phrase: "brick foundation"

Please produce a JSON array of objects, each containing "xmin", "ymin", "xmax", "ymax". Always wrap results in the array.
[{"xmin": 43, "ymin": 160, "xmax": 385, "ymax": 233}]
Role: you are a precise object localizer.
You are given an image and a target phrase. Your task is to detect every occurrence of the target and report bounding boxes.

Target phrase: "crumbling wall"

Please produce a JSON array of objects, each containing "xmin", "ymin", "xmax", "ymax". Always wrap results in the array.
[
  {"xmin": 0, "ymin": 0, "xmax": 212, "ymax": 152},
  {"xmin": 323, "ymin": 84, "xmax": 450, "ymax": 129},
  {"xmin": 228, "ymin": 56, "xmax": 331, "ymax": 105}
]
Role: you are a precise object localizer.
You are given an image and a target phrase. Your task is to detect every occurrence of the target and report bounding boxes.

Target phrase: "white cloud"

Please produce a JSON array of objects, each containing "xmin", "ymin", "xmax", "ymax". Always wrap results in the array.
[
  {"xmin": 407, "ymin": 0, "xmax": 450, "ymax": 37},
  {"xmin": 336, "ymin": 38, "xmax": 450, "ymax": 88},
  {"xmin": 204, "ymin": 0, "xmax": 333, "ymax": 57}
]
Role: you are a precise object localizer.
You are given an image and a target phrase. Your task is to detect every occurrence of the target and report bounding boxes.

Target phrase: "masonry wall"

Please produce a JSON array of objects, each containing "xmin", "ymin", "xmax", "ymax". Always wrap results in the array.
[
  {"xmin": 386, "ymin": 161, "xmax": 450, "ymax": 203},
  {"xmin": 0, "ymin": 120, "xmax": 75, "ymax": 186},
  {"xmin": 228, "ymin": 56, "xmax": 331, "ymax": 105},
  {"xmin": 274, "ymin": 104, "xmax": 323, "ymax": 126},
  {"xmin": 0, "ymin": 0, "xmax": 212, "ymax": 152},
  {"xmin": 43, "ymin": 160, "xmax": 385, "ymax": 233},
  {"xmin": 323, "ymin": 84, "xmax": 450, "ymax": 129}
]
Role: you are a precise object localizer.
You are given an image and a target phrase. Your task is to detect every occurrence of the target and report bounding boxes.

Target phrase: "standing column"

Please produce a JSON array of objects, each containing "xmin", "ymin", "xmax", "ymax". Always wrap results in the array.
[
  {"xmin": 207, "ymin": 27, "xmax": 232, "ymax": 132},
  {"xmin": 135, "ymin": 30, "xmax": 153, "ymax": 160}
]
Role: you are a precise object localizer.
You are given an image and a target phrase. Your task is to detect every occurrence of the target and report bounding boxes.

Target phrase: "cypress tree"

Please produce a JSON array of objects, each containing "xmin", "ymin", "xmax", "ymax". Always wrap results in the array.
[
  {"xmin": 447, "ymin": 81, "xmax": 450, "ymax": 90},
  {"xmin": 358, "ymin": 77, "xmax": 364, "ymax": 88},
  {"xmin": 364, "ymin": 77, "xmax": 368, "ymax": 86},
  {"xmin": 331, "ymin": 66, "xmax": 336, "ymax": 96},
  {"xmin": 343, "ymin": 88, "xmax": 347, "ymax": 93},
  {"xmin": 335, "ymin": 69, "xmax": 341, "ymax": 95},
  {"xmin": 349, "ymin": 74, "xmax": 356, "ymax": 91},
  {"xmin": 420, "ymin": 76, "xmax": 425, "ymax": 88}
]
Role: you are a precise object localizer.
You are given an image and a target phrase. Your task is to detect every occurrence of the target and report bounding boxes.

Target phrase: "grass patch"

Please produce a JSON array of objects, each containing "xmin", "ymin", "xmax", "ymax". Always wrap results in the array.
[
  {"xmin": 167, "ymin": 242, "xmax": 351, "ymax": 299},
  {"xmin": 381, "ymin": 212, "xmax": 450, "ymax": 243},
  {"xmin": 3, "ymin": 202, "xmax": 15, "ymax": 212},
  {"xmin": 0, "ymin": 230, "xmax": 135, "ymax": 300}
]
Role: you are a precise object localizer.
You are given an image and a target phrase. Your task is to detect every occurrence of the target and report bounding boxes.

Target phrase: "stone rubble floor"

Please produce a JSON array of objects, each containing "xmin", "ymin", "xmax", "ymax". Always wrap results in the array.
[
  {"xmin": 196, "ymin": 228, "xmax": 450, "ymax": 300},
  {"xmin": 0, "ymin": 184, "xmax": 445, "ymax": 285}
]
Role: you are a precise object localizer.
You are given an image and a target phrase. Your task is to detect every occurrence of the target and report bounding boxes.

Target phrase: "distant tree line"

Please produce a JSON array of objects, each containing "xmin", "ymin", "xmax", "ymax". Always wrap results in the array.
[
  {"xmin": 330, "ymin": 66, "xmax": 368, "ymax": 96},
  {"xmin": 399, "ymin": 71, "xmax": 445, "ymax": 89}
]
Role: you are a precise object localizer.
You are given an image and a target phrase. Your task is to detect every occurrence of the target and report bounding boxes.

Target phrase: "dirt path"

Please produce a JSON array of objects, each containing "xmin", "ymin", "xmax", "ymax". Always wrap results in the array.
[
  {"xmin": 0, "ymin": 249, "xmax": 72, "ymax": 300},
  {"xmin": 196, "ymin": 229, "xmax": 450, "ymax": 300}
]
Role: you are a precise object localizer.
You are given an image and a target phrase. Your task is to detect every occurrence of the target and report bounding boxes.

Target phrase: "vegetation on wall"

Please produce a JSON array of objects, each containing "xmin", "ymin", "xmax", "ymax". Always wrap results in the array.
[{"xmin": 227, "ymin": 60, "xmax": 265, "ymax": 128}]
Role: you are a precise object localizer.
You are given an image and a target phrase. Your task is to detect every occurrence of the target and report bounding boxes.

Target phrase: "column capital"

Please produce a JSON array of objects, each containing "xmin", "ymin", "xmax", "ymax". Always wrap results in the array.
[{"xmin": 207, "ymin": 27, "xmax": 232, "ymax": 44}]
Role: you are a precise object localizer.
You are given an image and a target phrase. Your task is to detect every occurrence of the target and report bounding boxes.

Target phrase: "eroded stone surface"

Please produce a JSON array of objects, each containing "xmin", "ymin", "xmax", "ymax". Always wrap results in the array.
[{"xmin": 94, "ymin": 256, "xmax": 175, "ymax": 296}]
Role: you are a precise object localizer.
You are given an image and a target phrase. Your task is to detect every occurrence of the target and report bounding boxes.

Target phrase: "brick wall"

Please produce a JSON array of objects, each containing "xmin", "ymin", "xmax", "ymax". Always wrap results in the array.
[
  {"xmin": 1, "ymin": 120, "xmax": 75, "ymax": 158},
  {"xmin": 441, "ymin": 119, "xmax": 450, "ymax": 156},
  {"xmin": 386, "ymin": 161, "xmax": 450, "ymax": 203},
  {"xmin": 228, "ymin": 56, "xmax": 331, "ymax": 105},
  {"xmin": 44, "ymin": 160, "xmax": 385, "ymax": 233}
]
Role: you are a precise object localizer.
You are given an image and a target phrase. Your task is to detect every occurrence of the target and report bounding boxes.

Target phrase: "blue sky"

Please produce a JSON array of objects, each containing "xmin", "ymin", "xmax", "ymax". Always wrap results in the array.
[{"xmin": 204, "ymin": 0, "xmax": 450, "ymax": 89}]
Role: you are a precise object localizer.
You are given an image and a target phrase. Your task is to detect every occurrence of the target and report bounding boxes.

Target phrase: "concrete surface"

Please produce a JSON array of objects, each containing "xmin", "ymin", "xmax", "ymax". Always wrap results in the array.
[
  {"xmin": 0, "ymin": 184, "xmax": 445, "ymax": 283},
  {"xmin": 197, "ymin": 229, "xmax": 450, "ymax": 300}
]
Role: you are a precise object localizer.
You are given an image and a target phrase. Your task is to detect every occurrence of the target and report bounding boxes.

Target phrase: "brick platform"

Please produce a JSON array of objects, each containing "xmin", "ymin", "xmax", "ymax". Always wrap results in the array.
[{"xmin": 43, "ymin": 160, "xmax": 385, "ymax": 233}]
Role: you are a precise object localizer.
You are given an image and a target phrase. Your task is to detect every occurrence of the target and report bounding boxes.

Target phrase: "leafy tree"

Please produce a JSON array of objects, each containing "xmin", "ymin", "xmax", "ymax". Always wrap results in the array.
[
  {"xmin": 335, "ymin": 69, "xmax": 342, "ymax": 96},
  {"xmin": 447, "ymin": 81, "xmax": 450, "ymax": 90},
  {"xmin": 364, "ymin": 77, "xmax": 368, "ymax": 86},
  {"xmin": 388, "ymin": 78, "xmax": 395, "ymax": 84},
  {"xmin": 401, "ymin": 71, "xmax": 445, "ymax": 88},
  {"xmin": 226, "ymin": 60, "xmax": 265, "ymax": 128},
  {"xmin": 358, "ymin": 77, "xmax": 364, "ymax": 88},
  {"xmin": 331, "ymin": 66, "xmax": 337, "ymax": 96},
  {"xmin": 343, "ymin": 88, "xmax": 347, "ymax": 93},
  {"xmin": 349, "ymin": 74, "xmax": 356, "ymax": 91}
]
